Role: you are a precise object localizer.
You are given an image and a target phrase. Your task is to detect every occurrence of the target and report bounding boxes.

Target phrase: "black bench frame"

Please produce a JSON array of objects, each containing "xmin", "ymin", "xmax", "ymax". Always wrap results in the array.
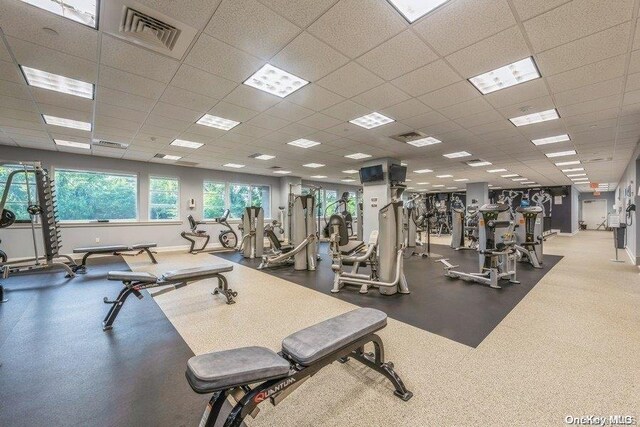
[
  {"xmin": 73, "ymin": 246, "xmax": 157, "ymax": 273},
  {"xmin": 189, "ymin": 333, "xmax": 412, "ymax": 427},
  {"xmin": 103, "ymin": 272, "xmax": 235, "ymax": 331}
]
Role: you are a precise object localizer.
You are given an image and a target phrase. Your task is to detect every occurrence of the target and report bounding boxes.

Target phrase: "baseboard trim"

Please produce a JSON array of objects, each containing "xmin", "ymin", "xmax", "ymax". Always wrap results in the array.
[{"xmin": 624, "ymin": 246, "xmax": 637, "ymax": 265}]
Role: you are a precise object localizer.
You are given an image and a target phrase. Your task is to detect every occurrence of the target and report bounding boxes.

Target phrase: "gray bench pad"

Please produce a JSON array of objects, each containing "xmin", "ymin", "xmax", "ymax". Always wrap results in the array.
[
  {"xmin": 187, "ymin": 346, "xmax": 290, "ymax": 392},
  {"xmin": 162, "ymin": 264, "xmax": 233, "ymax": 281},
  {"xmin": 74, "ymin": 245, "xmax": 128, "ymax": 253},
  {"xmin": 282, "ymin": 308, "xmax": 387, "ymax": 366},
  {"xmin": 340, "ymin": 240, "xmax": 365, "ymax": 255},
  {"xmin": 107, "ymin": 271, "xmax": 158, "ymax": 282}
]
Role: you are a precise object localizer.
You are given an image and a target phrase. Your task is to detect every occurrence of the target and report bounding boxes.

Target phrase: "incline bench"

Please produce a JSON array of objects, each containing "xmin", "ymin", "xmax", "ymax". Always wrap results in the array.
[
  {"xmin": 186, "ymin": 308, "xmax": 412, "ymax": 426},
  {"xmin": 103, "ymin": 264, "xmax": 235, "ymax": 330},
  {"xmin": 72, "ymin": 243, "xmax": 157, "ymax": 273}
]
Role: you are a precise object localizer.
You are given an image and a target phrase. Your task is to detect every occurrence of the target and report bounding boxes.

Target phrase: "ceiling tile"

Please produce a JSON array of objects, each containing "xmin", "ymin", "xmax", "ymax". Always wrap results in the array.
[
  {"xmin": 455, "ymin": 109, "xmax": 503, "ymax": 129},
  {"xmin": 484, "ymin": 79, "xmax": 549, "ymax": 109},
  {"xmin": 96, "ymin": 86, "xmax": 156, "ymax": 112},
  {"xmin": 356, "ymin": 30, "xmax": 438, "ymax": 80},
  {"xmin": 297, "ymin": 113, "xmax": 343, "ymax": 130},
  {"xmin": 265, "ymin": 101, "xmax": 314, "ymax": 121},
  {"xmin": 316, "ymin": 62, "xmax": 384, "ymax": 97},
  {"xmin": 99, "ymin": 66, "xmax": 165, "ymax": 99},
  {"xmin": 245, "ymin": 113, "xmax": 290, "ymax": 130},
  {"xmin": 351, "ymin": 83, "xmax": 410, "ymax": 111},
  {"xmin": 185, "ymin": 33, "xmax": 264, "ymax": 83},
  {"xmin": 0, "ymin": 61, "xmax": 24, "ymax": 84},
  {"xmin": 135, "ymin": 0, "xmax": 222, "ymax": 30},
  {"xmin": 414, "ymin": 0, "xmax": 516, "ymax": 57},
  {"xmin": 380, "ymin": 99, "xmax": 431, "ymax": 121},
  {"xmin": 401, "ymin": 111, "xmax": 449, "ymax": 129},
  {"xmin": 558, "ymin": 94, "xmax": 621, "ymax": 117},
  {"xmin": 32, "ymin": 88, "xmax": 94, "ymax": 113},
  {"xmin": 391, "ymin": 60, "xmax": 460, "ymax": 97},
  {"xmin": 554, "ymin": 77, "xmax": 624, "ymax": 107},
  {"xmin": 495, "ymin": 95, "xmax": 555, "ymax": 119},
  {"xmin": 524, "ymin": 0, "xmax": 633, "ymax": 53},
  {"xmin": 223, "ymin": 85, "xmax": 282, "ymax": 111},
  {"xmin": 258, "ymin": 0, "xmax": 338, "ymax": 27},
  {"xmin": 546, "ymin": 55, "xmax": 627, "ymax": 94},
  {"xmin": 0, "ymin": 95, "xmax": 37, "ymax": 113},
  {"xmin": 159, "ymin": 86, "xmax": 218, "ymax": 112},
  {"xmin": 419, "ymin": 81, "xmax": 480, "ymax": 110},
  {"xmin": 440, "ymin": 98, "xmax": 493, "ymax": 120},
  {"xmin": 95, "ymin": 103, "xmax": 149, "ymax": 123},
  {"xmin": 170, "ymin": 65, "xmax": 237, "ymax": 100},
  {"xmin": 230, "ymin": 123, "xmax": 273, "ymax": 138},
  {"xmin": 151, "ymin": 101, "xmax": 202, "ymax": 122},
  {"xmin": 536, "ymin": 22, "xmax": 631, "ymax": 76},
  {"xmin": 322, "ymin": 100, "xmax": 371, "ymax": 121},
  {"xmin": 307, "ymin": 0, "xmax": 407, "ymax": 58},
  {"xmin": 208, "ymin": 101, "xmax": 260, "ymax": 122},
  {"xmin": 271, "ymin": 32, "xmax": 349, "ymax": 82},
  {"xmin": 286, "ymin": 84, "xmax": 345, "ymax": 111},
  {"xmin": 204, "ymin": 0, "xmax": 301, "ymax": 59},
  {"xmin": 445, "ymin": 26, "xmax": 530, "ymax": 78}
]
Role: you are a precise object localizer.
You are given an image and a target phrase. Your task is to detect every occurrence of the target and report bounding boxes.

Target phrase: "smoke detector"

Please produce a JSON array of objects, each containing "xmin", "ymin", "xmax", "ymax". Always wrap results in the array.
[{"xmin": 102, "ymin": 0, "xmax": 197, "ymax": 60}]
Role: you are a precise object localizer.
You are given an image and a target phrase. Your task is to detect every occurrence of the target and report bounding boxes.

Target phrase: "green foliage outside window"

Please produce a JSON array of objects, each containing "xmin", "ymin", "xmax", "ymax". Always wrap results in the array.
[
  {"xmin": 0, "ymin": 165, "xmax": 37, "ymax": 221},
  {"xmin": 203, "ymin": 181, "xmax": 226, "ymax": 219},
  {"xmin": 55, "ymin": 169, "xmax": 137, "ymax": 221},
  {"xmin": 347, "ymin": 192, "xmax": 357, "ymax": 217},
  {"xmin": 149, "ymin": 177, "xmax": 179, "ymax": 220}
]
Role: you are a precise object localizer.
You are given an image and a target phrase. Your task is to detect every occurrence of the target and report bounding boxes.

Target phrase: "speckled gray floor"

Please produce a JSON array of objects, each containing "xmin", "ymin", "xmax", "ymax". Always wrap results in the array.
[{"xmin": 124, "ymin": 231, "xmax": 640, "ymax": 426}]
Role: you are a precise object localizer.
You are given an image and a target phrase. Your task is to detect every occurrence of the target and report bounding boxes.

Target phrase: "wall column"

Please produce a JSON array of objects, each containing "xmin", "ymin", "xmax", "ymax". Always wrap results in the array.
[
  {"xmin": 361, "ymin": 158, "xmax": 401, "ymax": 240},
  {"xmin": 466, "ymin": 182, "xmax": 489, "ymax": 206}
]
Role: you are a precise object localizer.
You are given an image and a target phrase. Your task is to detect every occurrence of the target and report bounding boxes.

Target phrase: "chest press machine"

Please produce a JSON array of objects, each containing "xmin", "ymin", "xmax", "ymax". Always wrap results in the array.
[{"xmin": 185, "ymin": 308, "xmax": 412, "ymax": 427}]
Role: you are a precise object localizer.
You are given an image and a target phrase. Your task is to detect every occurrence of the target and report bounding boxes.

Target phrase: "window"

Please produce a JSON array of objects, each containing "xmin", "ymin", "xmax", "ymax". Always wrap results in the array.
[
  {"xmin": 203, "ymin": 181, "xmax": 226, "ymax": 220},
  {"xmin": 229, "ymin": 183, "xmax": 271, "ymax": 218},
  {"xmin": 55, "ymin": 169, "xmax": 137, "ymax": 221},
  {"xmin": 149, "ymin": 177, "xmax": 179, "ymax": 220},
  {"xmin": 0, "ymin": 164, "xmax": 37, "ymax": 221},
  {"xmin": 347, "ymin": 192, "xmax": 357, "ymax": 217}
]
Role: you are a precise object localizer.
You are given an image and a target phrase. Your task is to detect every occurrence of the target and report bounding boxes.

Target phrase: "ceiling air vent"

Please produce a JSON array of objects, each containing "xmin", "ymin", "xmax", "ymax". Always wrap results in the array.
[
  {"xmin": 390, "ymin": 131, "xmax": 427, "ymax": 144},
  {"xmin": 270, "ymin": 166, "xmax": 282, "ymax": 169},
  {"xmin": 92, "ymin": 140, "xmax": 129, "ymax": 149},
  {"xmin": 102, "ymin": 0, "xmax": 198, "ymax": 60},
  {"xmin": 583, "ymin": 157, "xmax": 613, "ymax": 163}
]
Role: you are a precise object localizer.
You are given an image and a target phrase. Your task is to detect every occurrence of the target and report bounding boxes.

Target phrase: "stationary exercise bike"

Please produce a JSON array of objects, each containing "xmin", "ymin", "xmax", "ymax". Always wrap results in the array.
[{"xmin": 214, "ymin": 209, "xmax": 238, "ymax": 249}]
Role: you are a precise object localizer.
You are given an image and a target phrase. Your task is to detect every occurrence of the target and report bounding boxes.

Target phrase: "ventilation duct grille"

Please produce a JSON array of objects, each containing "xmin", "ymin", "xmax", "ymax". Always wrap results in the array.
[
  {"xmin": 270, "ymin": 166, "xmax": 282, "ymax": 169},
  {"xmin": 390, "ymin": 131, "xmax": 427, "ymax": 143},
  {"xmin": 92, "ymin": 140, "xmax": 129, "ymax": 149},
  {"xmin": 583, "ymin": 157, "xmax": 613, "ymax": 163},
  {"xmin": 121, "ymin": 7, "xmax": 181, "ymax": 51}
]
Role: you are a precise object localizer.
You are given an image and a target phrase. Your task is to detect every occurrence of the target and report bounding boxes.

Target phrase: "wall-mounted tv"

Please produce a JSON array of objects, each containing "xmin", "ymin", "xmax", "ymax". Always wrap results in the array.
[
  {"xmin": 359, "ymin": 165, "xmax": 384, "ymax": 183},
  {"xmin": 388, "ymin": 164, "xmax": 407, "ymax": 183}
]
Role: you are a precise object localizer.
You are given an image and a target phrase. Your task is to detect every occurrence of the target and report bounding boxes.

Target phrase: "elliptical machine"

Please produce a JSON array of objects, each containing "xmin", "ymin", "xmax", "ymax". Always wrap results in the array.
[
  {"xmin": 514, "ymin": 195, "xmax": 544, "ymax": 268},
  {"xmin": 439, "ymin": 203, "xmax": 520, "ymax": 289}
]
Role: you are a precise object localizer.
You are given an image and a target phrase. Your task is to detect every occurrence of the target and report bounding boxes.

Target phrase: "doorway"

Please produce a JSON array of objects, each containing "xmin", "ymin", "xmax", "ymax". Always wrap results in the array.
[{"xmin": 581, "ymin": 199, "xmax": 608, "ymax": 230}]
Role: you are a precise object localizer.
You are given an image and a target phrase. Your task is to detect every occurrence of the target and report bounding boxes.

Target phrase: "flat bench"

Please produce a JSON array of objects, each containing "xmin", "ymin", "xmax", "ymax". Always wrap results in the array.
[
  {"xmin": 103, "ymin": 264, "xmax": 235, "ymax": 330},
  {"xmin": 72, "ymin": 243, "xmax": 157, "ymax": 272},
  {"xmin": 186, "ymin": 308, "xmax": 412, "ymax": 427}
]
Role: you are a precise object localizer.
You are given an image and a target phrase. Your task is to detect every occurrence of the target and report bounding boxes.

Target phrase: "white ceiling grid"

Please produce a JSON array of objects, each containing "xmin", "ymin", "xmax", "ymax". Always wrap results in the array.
[{"xmin": 0, "ymin": 0, "xmax": 638, "ymax": 192}]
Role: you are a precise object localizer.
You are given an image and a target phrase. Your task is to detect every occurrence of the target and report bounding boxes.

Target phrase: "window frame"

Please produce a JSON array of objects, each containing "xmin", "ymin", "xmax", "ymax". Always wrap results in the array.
[
  {"xmin": 0, "ymin": 164, "xmax": 39, "ymax": 223},
  {"xmin": 228, "ymin": 182, "xmax": 272, "ymax": 219},
  {"xmin": 53, "ymin": 167, "xmax": 139, "ymax": 223},
  {"xmin": 203, "ymin": 180, "xmax": 228, "ymax": 220},
  {"xmin": 148, "ymin": 175, "xmax": 180, "ymax": 221}
]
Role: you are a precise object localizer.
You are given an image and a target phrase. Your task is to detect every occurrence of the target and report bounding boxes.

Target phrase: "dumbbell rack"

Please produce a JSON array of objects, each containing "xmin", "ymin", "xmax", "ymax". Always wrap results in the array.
[{"xmin": 0, "ymin": 163, "xmax": 76, "ymax": 302}]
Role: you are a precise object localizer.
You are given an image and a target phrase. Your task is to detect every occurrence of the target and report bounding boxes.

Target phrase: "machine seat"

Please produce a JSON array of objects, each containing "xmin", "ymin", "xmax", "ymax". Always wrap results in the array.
[
  {"xmin": 74, "ymin": 245, "xmax": 128, "ymax": 253},
  {"xmin": 107, "ymin": 271, "xmax": 158, "ymax": 283},
  {"xmin": 339, "ymin": 240, "xmax": 365, "ymax": 255},
  {"xmin": 162, "ymin": 265, "xmax": 233, "ymax": 282},
  {"xmin": 186, "ymin": 346, "xmax": 290, "ymax": 393},
  {"xmin": 282, "ymin": 308, "xmax": 386, "ymax": 366},
  {"xmin": 130, "ymin": 243, "xmax": 157, "ymax": 250}
]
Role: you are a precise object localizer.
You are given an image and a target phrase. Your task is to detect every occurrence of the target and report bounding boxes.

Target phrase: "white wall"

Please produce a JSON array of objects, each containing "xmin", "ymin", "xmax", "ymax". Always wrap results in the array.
[
  {"xmin": 571, "ymin": 185, "xmax": 579, "ymax": 233},
  {"xmin": 614, "ymin": 148, "xmax": 640, "ymax": 264}
]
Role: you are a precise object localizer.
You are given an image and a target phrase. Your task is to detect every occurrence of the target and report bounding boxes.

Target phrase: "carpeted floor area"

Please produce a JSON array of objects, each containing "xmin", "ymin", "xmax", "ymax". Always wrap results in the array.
[{"xmin": 214, "ymin": 242, "xmax": 562, "ymax": 347}]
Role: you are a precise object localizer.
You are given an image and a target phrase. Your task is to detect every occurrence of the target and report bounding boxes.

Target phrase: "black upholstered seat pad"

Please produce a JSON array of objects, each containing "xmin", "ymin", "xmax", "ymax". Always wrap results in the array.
[
  {"xmin": 282, "ymin": 308, "xmax": 387, "ymax": 366},
  {"xmin": 130, "ymin": 243, "xmax": 157, "ymax": 249},
  {"xmin": 107, "ymin": 271, "xmax": 158, "ymax": 283},
  {"xmin": 187, "ymin": 346, "xmax": 290, "ymax": 392},
  {"xmin": 161, "ymin": 264, "xmax": 233, "ymax": 281},
  {"xmin": 74, "ymin": 245, "xmax": 128, "ymax": 253}
]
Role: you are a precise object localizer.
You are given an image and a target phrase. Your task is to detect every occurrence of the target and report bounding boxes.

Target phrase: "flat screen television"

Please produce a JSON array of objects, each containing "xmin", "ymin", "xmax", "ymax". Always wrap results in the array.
[
  {"xmin": 359, "ymin": 165, "xmax": 384, "ymax": 183},
  {"xmin": 388, "ymin": 164, "xmax": 407, "ymax": 183}
]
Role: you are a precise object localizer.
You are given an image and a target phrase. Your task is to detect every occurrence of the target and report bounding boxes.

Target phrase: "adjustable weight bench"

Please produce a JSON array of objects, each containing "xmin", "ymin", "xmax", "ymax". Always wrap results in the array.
[
  {"xmin": 72, "ymin": 243, "xmax": 158, "ymax": 273},
  {"xmin": 103, "ymin": 264, "xmax": 235, "ymax": 330},
  {"xmin": 186, "ymin": 308, "xmax": 412, "ymax": 427}
]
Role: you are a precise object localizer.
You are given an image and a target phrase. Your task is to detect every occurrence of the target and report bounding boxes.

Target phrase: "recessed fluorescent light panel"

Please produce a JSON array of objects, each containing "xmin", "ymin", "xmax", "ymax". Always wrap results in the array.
[
  {"xmin": 155, "ymin": 154, "xmax": 182, "ymax": 161},
  {"xmin": 303, "ymin": 163, "xmax": 325, "ymax": 168},
  {"xmin": 243, "ymin": 64, "xmax": 308, "ymax": 98},
  {"xmin": 414, "ymin": 169, "xmax": 433, "ymax": 174},
  {"xmin": 487, "ymin": 168, "xmax": 507, "ymax": 173},
  {"xmin": 512, "ymin": 178, "xmax": 528, "ymax": 181},
  {"xmin": 443, "ymin": 151, "xmax": 471, "ymax": 159},
  {"xmin": 561, "ymin": 167, "xmax": 584, "ymax": 172},
  {"xmin": 341, "ymin": 178, "xmax": 356, "ymax": 182},
  {"xmin": 467, "ymin": 160, "xmax": 492, "ymax": 167},
  {"xmin": 273, "ymin": 170, "xmax": 292, "ymax": 174},
  {"xmin": 522, "ymin": 181, "xmax": 535, "ymax": 184},
  {"xmin": 311, "ymin": 175, "xmax": 327, "ymax": 179},
  {"xmin": 545, "ymin": 150, "xmax": 577, "ymax": 158},
  {"xmin": 19, "ymin": 0, "xmax": 98, "ymax": 27},
  {"xmin": 432, "ymin": 184, "xmax": 445, "ymax": 188},
  {"xmin": 454, "ymin": 178, "xmax": 469, "ymax": 182},
  {"xmin": 42, "ymin": 114, "xmax": 91, "ymax": 131},
  {"xmin": 436, "ymin": 174, "xmax": 452, "ymax": 178},
  {"xmin": 417, "ymin": 182, "xmax": 430, "ymax": 185},
  {"xmin": 446, "ymin": 187, "xmax": 458, "ymax": 190},
  {"xmin": 350, "ymin": 112, "xmax": 394, "ymax": 129},
  {"xmin": 555, "ymin": 160, "xmax": 581, "ymax": 166},
  {"xmin": 54, "ymin": 139, "xmax": 90, "ymax": 149},
  {"xmin": 253, "ymin": 154, "xmax": 275, "ymax": 160},
  {"xmin": 223, "ymin": 163, "xmax": 245, "ymax": 168},
  {"xmin": 21, "ymin": 66, "xmax": 94, "ymax": 99},
  {"xmin": 407, "ymin": 137, "xmax": 441, "ymax": 147},
  {"xmin": 501, "ymin": 174, "xmax": 519, "ymax": 178},
  {"xmin": 288, "ymin": 139, "xmax": 320, "ymax": 148},
  {"xmin": 171, "ymin": 139, "xmax": 203, "ymax": 149},
  {"xmin": 531, "ymin": 134, "xmax": 570, "ymax": 146},
  {"xmin": 345, "ymin": 153, "xmax": 372, "ymax": 160},
  {"xmin": 386, "ymin": 0, "xmax": 450, "ymax": 23},
  {"xmin": 342, "ymin": 169, "xmax": 358, "ymax": 174},
  {"xmin": 509, "ymin": 109, "xmax": 559, "ymax": 127},
  {"xmin": 469, "ymin": 57, "xmax": 540, "ymax": 95},
  {"xmin": 566, "ymin": 173, "xmax": 586, "ymax": 177},
  {"xmin": 571, "ymin": 176, "xmax": 588, "ymax": 180},
  {"xmin": 196, "ymin": 114, "xmax": 240, "ymax": 130}
]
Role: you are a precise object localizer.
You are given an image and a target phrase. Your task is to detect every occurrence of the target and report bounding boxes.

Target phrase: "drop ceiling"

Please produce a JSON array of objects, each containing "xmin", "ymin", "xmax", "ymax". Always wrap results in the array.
[{"xmin": 0, "ymin": 0, "xmax": 639, "ymax": 193}]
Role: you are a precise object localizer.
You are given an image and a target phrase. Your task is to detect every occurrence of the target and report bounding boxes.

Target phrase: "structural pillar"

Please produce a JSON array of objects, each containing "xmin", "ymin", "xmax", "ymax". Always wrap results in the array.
[
  {"xmin": 466, "ymin": 182, "xmax": 489, "ymax": 206},
  {"xmin": 361, "ymin": 158, "xmax": 402, "ymax": 240},
  {"xmin": 279, "ymin": 176, "xmax": 302, "ymax": 242}
]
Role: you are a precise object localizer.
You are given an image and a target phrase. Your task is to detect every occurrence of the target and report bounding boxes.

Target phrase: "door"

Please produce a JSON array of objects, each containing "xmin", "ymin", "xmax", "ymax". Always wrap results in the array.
[{"xmin": 581, "ymin": 199, "xmax": 608, "ymax": 230}]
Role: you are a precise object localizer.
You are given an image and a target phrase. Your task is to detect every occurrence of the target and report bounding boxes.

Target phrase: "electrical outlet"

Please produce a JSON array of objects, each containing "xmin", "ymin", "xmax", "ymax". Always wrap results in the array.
[{"xmin": 95, "ymin": 237, "xmax": 100, "ymax": 243}]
